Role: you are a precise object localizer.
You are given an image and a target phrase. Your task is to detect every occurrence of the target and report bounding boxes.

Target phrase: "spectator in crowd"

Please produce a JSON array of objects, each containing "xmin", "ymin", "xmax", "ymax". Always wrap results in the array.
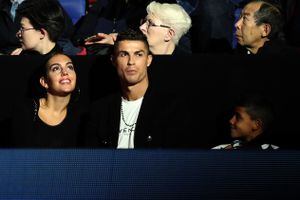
[
  {"xmin": 139, "ymin": 1, "xmax": 192, "ymax": 54},
  {"xmin": 234, "ymin": 0, "xmax": 298, "ymax": 55},
  {"xmin": 212, "ymin": 93, "xmax": 279, "ymax": 150},
  {"xmin": 11, "ymin": 0, "xmax": 81, "ymax": 56},
  {"xmin": 84, "ymin": 1, "xmax": 192, "ymax": 55},
  {"xmin": 0, "ymin": 0, "xmax": 24, "ymax": 55},
  {"xmin": 11, "ymin": 53, "xmax": 83, "ymax": 147},
  {"xmin": 85, "ymin": 29, "xmax": 192, "ymax": 148}
]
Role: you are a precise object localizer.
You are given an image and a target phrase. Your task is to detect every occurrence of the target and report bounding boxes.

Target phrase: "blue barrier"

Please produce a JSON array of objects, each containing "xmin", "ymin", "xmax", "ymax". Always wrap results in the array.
[{"xmin": 0, "ymin": 149, "xmax": 299, "ymax": 199}]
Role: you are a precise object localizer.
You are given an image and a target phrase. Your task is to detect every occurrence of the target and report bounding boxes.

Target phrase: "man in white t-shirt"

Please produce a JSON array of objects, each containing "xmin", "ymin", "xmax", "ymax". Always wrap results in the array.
[
  {"xmin": 110, "ymin": 28, "xmax": 152, "ymax": 149},
  {"xmin": 85, "ymin": 28, "xmax": 195, "ymax": 148}
]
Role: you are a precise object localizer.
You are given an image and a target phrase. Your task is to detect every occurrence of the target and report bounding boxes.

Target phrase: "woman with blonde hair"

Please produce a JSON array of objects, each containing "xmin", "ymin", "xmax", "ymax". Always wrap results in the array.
[{"xmin": 84, "ymin": 1, "xmax": 192, "ymax": 55}]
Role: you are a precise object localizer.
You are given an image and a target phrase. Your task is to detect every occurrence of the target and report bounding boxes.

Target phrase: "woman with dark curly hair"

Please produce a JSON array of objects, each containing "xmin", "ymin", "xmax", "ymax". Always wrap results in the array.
[{"xmin": 11, "ymin": 53, "xmax": 83, "ymax": 147}]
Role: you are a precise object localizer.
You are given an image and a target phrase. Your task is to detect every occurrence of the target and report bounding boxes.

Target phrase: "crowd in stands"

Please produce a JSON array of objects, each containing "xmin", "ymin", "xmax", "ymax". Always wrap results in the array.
[
  {"xmin": 1, "ymin": 0, "xmax": 300, "ymax": 149},
  {"xmin": 1, "ymin": 0, "xmax": 299, "ymax": 56}
]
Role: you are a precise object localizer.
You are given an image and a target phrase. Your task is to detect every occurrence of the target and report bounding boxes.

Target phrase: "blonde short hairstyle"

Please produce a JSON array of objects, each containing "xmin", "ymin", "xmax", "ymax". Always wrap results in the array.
[{"xmin": 146, "ymin": 1, "xmax": 192, "ymax": 45}]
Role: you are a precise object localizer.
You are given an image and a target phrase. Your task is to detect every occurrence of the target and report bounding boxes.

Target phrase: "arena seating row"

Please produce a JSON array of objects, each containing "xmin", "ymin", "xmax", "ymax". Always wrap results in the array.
[{"xmin": 1, "ymin": 54, "xmax": 299, "ymax": 148}]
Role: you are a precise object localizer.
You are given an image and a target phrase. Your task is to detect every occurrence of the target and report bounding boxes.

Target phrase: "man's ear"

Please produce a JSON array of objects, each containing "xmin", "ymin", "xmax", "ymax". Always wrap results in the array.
[
  {"xmin": 164, "ymin": 28, "xmax": 175, "ymax": 42},
  {"xmin": 40, "ymin": 77, "xmax": 48, "ymax": 89},
  {"xmin": 261, "ymin": 23, "xmax": 271, "ymax": 38},
  {"xmin": 147, "ymin": 54, "xmax": 153, "ymax": 67}
]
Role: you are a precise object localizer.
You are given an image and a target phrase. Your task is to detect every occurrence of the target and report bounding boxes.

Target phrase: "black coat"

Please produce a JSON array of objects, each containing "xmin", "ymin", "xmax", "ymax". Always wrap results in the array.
[
  {"xmin": 85, "ymin": 87, "xmax": 194, "ymax": 148},
  {"xmin": 235, "ymin": 40, "xmax": 300, "ymax": 56}
]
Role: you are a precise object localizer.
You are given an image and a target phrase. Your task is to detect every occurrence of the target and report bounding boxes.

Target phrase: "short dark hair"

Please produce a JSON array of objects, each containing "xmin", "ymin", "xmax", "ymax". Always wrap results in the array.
[
  {"xmin": 251, "ymin": 0, "xmax": 285, "ymax": 40},
  {"xmin": 235, "ymin": 93, "xmax": 275, "ymax": 132},
  {"xmin": 113, "ymin": 29, "xmax": 151, "ymax": 54},
  {"xmin": 17, "ymin": 0, "xmax": 65, "ymax": 42}
]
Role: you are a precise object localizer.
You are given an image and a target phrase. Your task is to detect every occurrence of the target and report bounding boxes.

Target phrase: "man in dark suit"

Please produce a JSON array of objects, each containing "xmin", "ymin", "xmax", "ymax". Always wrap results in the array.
[
  {"xmin": 234, "ymin": 0, "xmax": 298, "ymax": 55},
  {"xmin": 85, "ymin": 29, "xmax": 194, "ymax": 149}
]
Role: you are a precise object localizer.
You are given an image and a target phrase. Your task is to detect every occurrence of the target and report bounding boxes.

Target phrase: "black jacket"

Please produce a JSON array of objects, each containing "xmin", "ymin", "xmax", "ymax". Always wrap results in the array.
[
  {"xmin": 85, "ymin": 87, "xmax": 193, "ymax": 148},
  {"xmin": 235, "ymin": 40, "xmax": 300, "ymax": 56}
]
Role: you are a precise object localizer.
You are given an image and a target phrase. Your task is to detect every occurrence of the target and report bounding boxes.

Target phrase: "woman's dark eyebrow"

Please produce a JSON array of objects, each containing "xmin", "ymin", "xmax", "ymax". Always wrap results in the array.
[
  {"xmin": 49, "ymin": 61, "xmax": 73, "ymax": 68},
  {"xmin": 48, "ymin": 63, "xmax": 61, "ymax": 68}
]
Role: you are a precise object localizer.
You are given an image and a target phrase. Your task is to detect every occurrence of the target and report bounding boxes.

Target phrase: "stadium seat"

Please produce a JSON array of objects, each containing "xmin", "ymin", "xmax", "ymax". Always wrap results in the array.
[{"xmin": 58, "ymin": 0, "xmax": 86, "ymax": 24}]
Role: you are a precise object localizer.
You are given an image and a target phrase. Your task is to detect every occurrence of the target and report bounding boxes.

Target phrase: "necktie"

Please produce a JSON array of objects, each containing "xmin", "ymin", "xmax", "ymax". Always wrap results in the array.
[{"xmin": 10, "ymin": 1, "xmax": 19, "ymax": 21}]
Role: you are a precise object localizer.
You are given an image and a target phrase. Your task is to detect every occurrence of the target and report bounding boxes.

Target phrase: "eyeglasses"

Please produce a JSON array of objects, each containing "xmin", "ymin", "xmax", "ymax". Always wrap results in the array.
[
  {"xmin": 48, "ymin": 64, "xmax": 75, "ymax": 75},
  {"xmin": 18, "ymin": 27, "xmax": 35, "ymax": 34},
  {"xmin": 140, "ymin": 18, "xmax": 171, "ymax": 29}
]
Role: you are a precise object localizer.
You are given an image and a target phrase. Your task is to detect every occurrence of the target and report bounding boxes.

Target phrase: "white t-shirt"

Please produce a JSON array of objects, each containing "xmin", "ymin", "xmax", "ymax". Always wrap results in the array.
[
  {"xmin": 117, "ymin": 97, "xmax": 143, "ymax": 149},
  {"xmin": 212, "ymin": 142, "xmax": 279, "ymax": 150},
  {"xmin": 10, "ymin": 0, "xmax": 25, "ymax": 4}
]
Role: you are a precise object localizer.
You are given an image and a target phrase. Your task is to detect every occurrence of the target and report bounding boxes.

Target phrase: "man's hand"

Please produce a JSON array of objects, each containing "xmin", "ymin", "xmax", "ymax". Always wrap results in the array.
[
  {"xmin": 84, "ymin": 33, "xmax": 118, "ymax": 45},
  {"xmin": 10, "ymin": 48, "xmax": 23, "ymax": 55}
]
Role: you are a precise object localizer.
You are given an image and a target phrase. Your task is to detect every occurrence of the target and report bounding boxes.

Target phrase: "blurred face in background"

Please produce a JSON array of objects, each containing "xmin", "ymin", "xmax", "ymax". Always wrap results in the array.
[
  {"xmin": 16, "ymin": 17, "xmax": 42, "ymax": 51},
  {"xmin": 235, "ymin": 2, "xmax": 268, "ymax": 53},
  {"xmin": 139, "ymin": 14, "xmax": 172, "ymax": 54}
]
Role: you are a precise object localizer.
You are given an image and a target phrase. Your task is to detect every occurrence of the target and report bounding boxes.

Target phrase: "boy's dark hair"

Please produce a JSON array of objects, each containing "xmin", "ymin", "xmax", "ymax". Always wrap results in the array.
[
  {"xmin": 17, "ymin": 0, "xmax": 65, "ymax": 42},
  {"xmin": 113, "ymin": 28, "xmax": 151, "ymax": 54},
  {"xmin": 251, "ymin": 0, "xmax": 285, "ymax": 41},
  {"xmin": 235, "ymin": 93, "xmax": 275, "ymax": 132}
]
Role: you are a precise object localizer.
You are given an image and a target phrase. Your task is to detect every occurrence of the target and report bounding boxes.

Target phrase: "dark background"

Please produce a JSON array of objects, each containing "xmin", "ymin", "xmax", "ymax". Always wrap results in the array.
[{"xmin": 0, "ymin": 54, "xmax": 299, "ymax": 148}]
